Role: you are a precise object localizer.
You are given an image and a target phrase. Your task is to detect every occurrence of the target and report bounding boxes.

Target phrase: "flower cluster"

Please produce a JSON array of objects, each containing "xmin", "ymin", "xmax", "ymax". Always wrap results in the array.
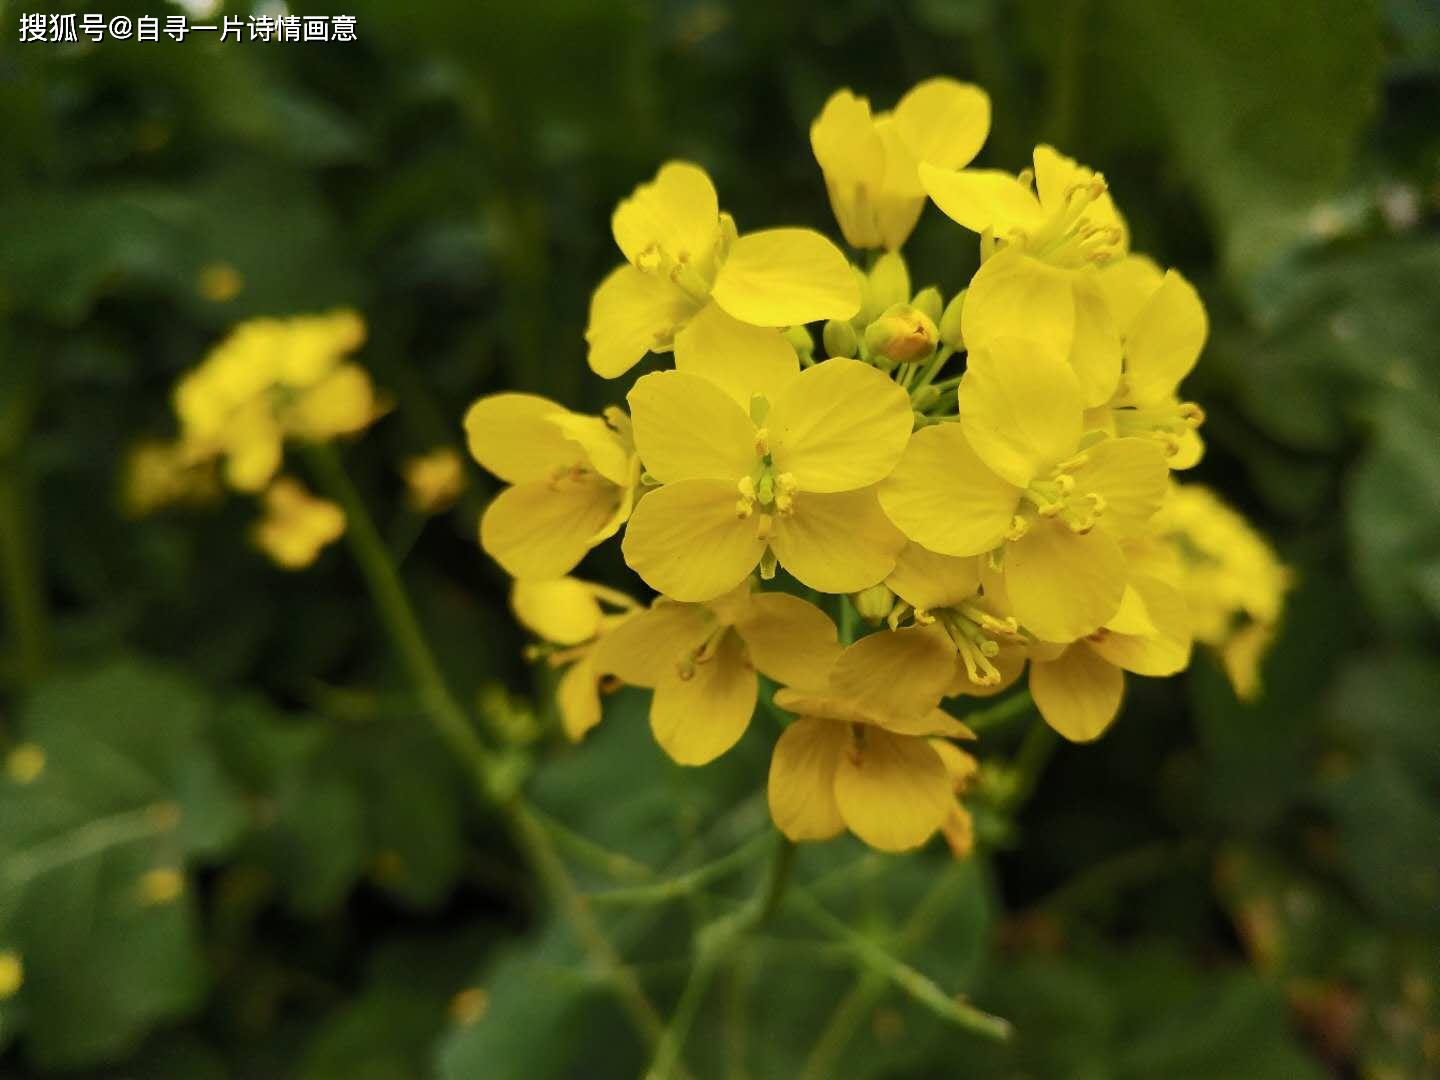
[{"xmin": 464, "ymin": 77, "xmax": 1288, "ymax": 853}]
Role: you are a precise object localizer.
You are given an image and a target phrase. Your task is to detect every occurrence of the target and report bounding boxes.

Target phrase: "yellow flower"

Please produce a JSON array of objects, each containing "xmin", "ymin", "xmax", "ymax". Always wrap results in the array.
[
  {"xmin": 810, "ymin": 78, "xmax": 991, "ymax": 251},
  {"xmin": 403, "ymin": 447, "xmax": 467, "ymax": 514},
  {"xmin": 1158, "ymin": 484, "xmax": 1291, "ymax": 699},
  {"xmin": 593, "ymin": 584, "xmax": 839, "ymax": 765},
  {"xmin": 924, "ymin": 146, "xmax": 1128, "ymax": 405},
  {"xmin": 121, "ymin": 438, "xmax": 221, "ymax": 516},
  {"xmin": 1093, "ymin": 255, "xmax": 1209, "ymax": 468},
  {"xmin": 173, "ymin": 310, "xmax": 376, "ymax": 493},
  {"xmin": 464, "ymin": 394, "xmax": 638, "ymax": 580},
  {"xmin": 879, "ymin": 337, "xmax": 1168, "ymax": 641},
  {"xmin": 1027, "ymin": 568, "xmax": 1191, "ymax": 742},
  {"xmin": 585, "ymin": 162, "xmax": 860, "ymax": 378},
  {"xmin": 512, "ymin": 577, "xmax": 639, "ymax": 741},
  {"xmin": 930, "ymin": 738, "xmax": 980, "ymax": 860},
  {"xmin": 766, "ymin": 627, "xmax": 976, "ymax": 852},
  {"xmin": 0, "ymin": 950, "xmax": 22, "ymax": 1000},
  {"xmin": 622, "ymin": 358, "xmax": 912, "ymax": 601},
  {"xmin": 252, "ymin": 476, "xmax": 345, "ymax": 569}
]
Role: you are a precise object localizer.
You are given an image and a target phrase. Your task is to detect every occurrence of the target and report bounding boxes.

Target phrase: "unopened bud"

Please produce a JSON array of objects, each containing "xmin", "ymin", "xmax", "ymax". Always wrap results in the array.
[
  {"xmin": 912, "ymin": 286, "xmax": 943, "ymax": 327},
  {"xmin": 939, "ymin": 289, "xmax": 966, "ymax": 350},
  {"xmin": 823, "ymin": 318, "xmax": 859, "ymax": 359},
  {"xmin": 864, "ymin": 303, "xmax": 938, "ymax": 364},
  {"xmin": 852, "ymin": 584, "xmax": 896, "ymax": 624},
  {"xmin": 864, "ymin": 252, "xmax": 911, "ymax": 325},
  {"xmin": 783, "ymin": 324, "xmax": 814, "ymax": 364}
]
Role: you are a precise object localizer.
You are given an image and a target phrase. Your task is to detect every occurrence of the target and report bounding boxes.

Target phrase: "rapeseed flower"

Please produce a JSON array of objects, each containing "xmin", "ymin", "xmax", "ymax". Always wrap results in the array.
[
  {"xmin": 622, "ymin": 359, "xmax": 911, "ymax": 600},
  {"xmin": 811, "ymin": 78, "xmax": 991, "ymax": 251},
  {"xmin": 252, "ymin": 476, "xmax": 345, "ymax": 569},
  {"xmin": 594, "ymin": 584, "xmax": 839, "ymax": 764},
  {"xmin": 464, "ymin": 394, "xmax": 638, "ymax": 579},
  {"xmin": 403, "ymin": 447, "xmax": 467, "ymax": 514},
  {"xmin": 879, "ymin": 337, "xmax": 1168, "ymax": 641},
  {"xmin": 586, "ymin": 162, "xmax": 860, "ymax": 378}
]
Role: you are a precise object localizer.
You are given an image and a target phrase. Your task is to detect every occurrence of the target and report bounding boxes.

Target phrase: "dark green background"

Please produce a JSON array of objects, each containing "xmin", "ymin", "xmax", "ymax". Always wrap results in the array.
[{"xmin": 2, "ymin": 1, "xmax": 1438, "ymax": 1076}]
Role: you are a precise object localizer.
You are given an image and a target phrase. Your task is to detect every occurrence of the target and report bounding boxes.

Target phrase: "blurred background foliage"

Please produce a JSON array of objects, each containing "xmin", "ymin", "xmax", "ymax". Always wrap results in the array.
[{"xmin": 1, "ymin": 0, "xmax": 1438, "ymax": 1076}]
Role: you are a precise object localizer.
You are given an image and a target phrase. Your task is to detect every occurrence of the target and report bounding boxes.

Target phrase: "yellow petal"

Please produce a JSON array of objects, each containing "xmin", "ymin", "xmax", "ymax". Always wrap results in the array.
[
  {"xmin": 558, "ymin": 657, "xmax": 603, "ymax": 742},
  {"xmin": 1069, "ymin": 274, "xmax": 1123, "ymax": 407},
  {"xmin": 1172, "ymin": 426, "xmax": 1205, "ymax": 470},
  {"xmin": 673, "ymin": 303, "xmax": 800, "ymax": 409},
  {"xmin": 960, "ymin": 336, "xmax": 1084, "ymax": 487},
  {"xmin": 769, "ymin": 359, "xmax": 913, "ymax": 493},
  {"xmin": 1029, "ymin": 645, "xmax": 1125, "ymax": 742},
  {"xmin": 711, "ymin": 228, "xmax": 861, "ymax": 326},
  {"xmin": 611, "ymin": 161, "xmax": 720, "ymax": 268},
  {"xmin": 586, "ymin": 264, "xmax": 701, "ymax": 379},
  {"xmin": 591, "ymin": 601, "xmax": 713, "ymax": 687},
  {"xmin": 548, "ymin": 412, "xmax": 633, "ymax": 487},
  {"xmin": 893, "ymin": 78, "xmax": 991, "ymax": 173},
  {"xmin": 887, "ymin": 710, "xmax": 978, "ymax": 739},
  {"xmin": 287, "ymin": 364, "xmax": 376, "ymax": 439},
  {"xmin": 511, "ymin": 578, "xmax": 603, "ymax": 645},
  {"xmin": 481, "ymin": 476, "xmax": 620, "ymax": 580},
  {"xmin": 252, "ymin": 477, "xmax": 345, "ymax": 568},
  {"xmin": 1072, "ymin": 437, "xmax": 1169, "ymax": 537},
  {"xmin": 1124, "ymin": 270, "xmax": 1207, "ymax": 405},
  {"xmin": 918, "ymin": 164, "xmax": 1043, "ymax": 235},
  {"xmin": 885, "ymin": 542, "xmax": 980, "ymax": 612},
  {"xmin": 768, "ymin": 487, "xmax": 904, "ymax": 594},
  {"xmin": 872, "ymin": 119, "xmax": 928, "ymax": 248},
  {"xmin": 733, "ymin": 593, "xmax": 840, "ymax": 688},
  {"xmin": 834, "ymin": 728, "xmax": 951, "ymax": 852},
  {"xmin": 1004, "ymin": 521, "xmax": 1126, "ymax": 641},
  {"xmin": 650, "ymin": 630, "xmax": 757, "ymax": 765},
  {"xmin": 1091, "ymin": 575, "xmax": 1192, "ymax": 676},
  {"xmin": 878, "ymin": 424, "xmax": 1019, "ymax": 556},
  {"xmin": 222, "ymin": 407, "xmax": 285, "ymax": 494},
  {"xmin": 627, "ymin": 371, "xmax": 756, "ymax": 484},
  {"xmin": 830, "ymin": 624, "xmax": 954, "ymax": 722},
  {"xmin": 1103, "ymin": 584, "xmax": 1156, "ymax": 637},
  {"xmin": 464, "ymin": 393, "xmax": 578, "ymax": 484},
  {"xmin": 621, "ymin": 479, "xmax": 765, "ymax": 601},
  {"xmin": 810, "ymin": 90, "xmax": 887, "ymax": 250},
  {"xmin": 767, "ymin": 716, "xmax": 847, "ymax": 842},
  {"xmin": 961, "ymin": 247, "xmax": 1076, "ymax": 371},
  {"xmin": 1095, "ymin": 254, "xmax": 1164, "ymax": 338}
]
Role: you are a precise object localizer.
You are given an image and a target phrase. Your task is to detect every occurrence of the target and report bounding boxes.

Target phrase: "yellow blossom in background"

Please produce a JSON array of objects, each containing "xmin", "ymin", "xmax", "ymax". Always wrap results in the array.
[
  {"xmin": 880, "ymin": 338, "xmax": 1168, "ymax": 642},
  {"xmin": 196, "ymin": 261, "xmax": 244, "ymax": 303},
  {"xmin": 404, "ymin": 447, "xmax": 467, "ymax": 514},
  {"xmin": 122, "ymin": 438, "xmax": 222, "ymax": 516},
  {"xmin": 593, "ymin": 583, "xmax": 839, "ymax": 764},
  {"xmin": 585, "ymin": 162, "xmax": 860, "ymax": 378},
  {"xmin": 5, "ymin": 743, "xmax": 46, "ymax": 784},
  {"xmin": 511, "ymin": 577, "xmax": 639, "ymax": 741},
  {"xmin": 810, "ymin": 78, "xmax": 991, "ymax": 251},
  {"xmin": 623, "ymin": 358, "xmax": 911, "ymax": 600},
  {"xmin": 1159, "ymin": 484, "xmax": 1292, "ymax": 699},
  {"xmin": 172, "ymin": 310, "xmax": 376, "ymax": 493},
  {"xmin": 252, "ymin": 476, "xmax": 346, "ymax": 570},
  {"xmin": 0, "ymin": 951, "xmax": 22, "ymax": 1000},
  {"xmin": 767, "ymin": 627, "xmax": 977, "ymax": 852},
  {"xmin": 138, "ymin": 867, "xmax": 185, "ymax": 906},
  {"xmin": 924, "ymin": 145, "xmax": 1128, "ymax": 404},
  {"xmin": 464, "ymin": 394, "xmax": 638, "ymax": 580}
]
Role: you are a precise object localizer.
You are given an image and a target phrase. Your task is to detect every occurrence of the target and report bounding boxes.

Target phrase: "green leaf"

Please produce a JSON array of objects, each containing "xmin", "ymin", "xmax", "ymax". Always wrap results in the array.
[{"xmin": 0, "ymin": 659, "xmax": 246, "ymax": 1068}]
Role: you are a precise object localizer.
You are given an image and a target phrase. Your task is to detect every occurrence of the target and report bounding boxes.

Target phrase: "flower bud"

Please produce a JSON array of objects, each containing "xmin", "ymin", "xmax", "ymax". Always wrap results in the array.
[
  {"xmin": 783, "ymin": 324, "xmax": 815, "ymax": 364},
  {"xmin": 823, "ymin": 318, "xmax": 859, "ymax": 359},
  {"xmin": 939, "ymin": 288, "xmax": 966, "ymax": 350},
  {"xmin": 863, "ymin": 303, "xmax": 938, "ymax": 364},
  {"xmin": 852, "ymin": 584, "xmax": 895, "ymax": 624},
  {"xmin": 912, "ymin": 285, "xmax": 943, "ymax": 327}
]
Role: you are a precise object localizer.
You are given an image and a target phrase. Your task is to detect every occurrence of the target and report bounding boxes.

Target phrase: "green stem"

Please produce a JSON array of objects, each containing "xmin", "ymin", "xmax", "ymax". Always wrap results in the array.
[
  {"xmin": 908, "ymin": 346, "xmax": 954, "ymax": 399},
  {"xmin": 962, "ymin": 688, "xmax": 1034, "ymax": 732},
  {"xmin": 1002, "ymin": 717, "xmax": 1060, "ymax": 812},
  {"xmin": 838, "ymin": 595, "xmax": 858, "ymax": 646},
  {"xmin": 305, "ymin": 443, "xmax": 669, "ymax": 1055},
  {"xmin": 586, "ymin": 831, "xmax": 772, "ymax": 907}
]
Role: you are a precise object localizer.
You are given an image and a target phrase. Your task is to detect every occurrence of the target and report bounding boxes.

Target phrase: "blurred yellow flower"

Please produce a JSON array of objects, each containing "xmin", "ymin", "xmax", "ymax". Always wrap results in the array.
[
  {"xmin": 593, "ymin": 583, "xmax": 839, "ymax": 765},
  {"xmin": 4, "ymin": 743, "xmax": 46, "ymax": 784},
  {"xmin": 403, "ymin": 447, "xmax": 467, "ymax": 514},
  {"xmin": 586, "ymin": 162, "xmax": 860, "ymax": 378},
  {"xmin": 511, "ymin": 577, "xmax": 640, "ymax": 741},
  {"xmin": 252, "ymin": 476, "xmax": 346, "ymax": 570},
  {"xmin": 622, "ymin": 359, "xmax": 911, "ymax": 601},
  {"xmin": 0, "ymin": 951, "xmax": 22, "ymax": 1000},
  {"xmin": 196, "ymin": 261, "xmax": 244, "ymax": 303},
  {"xmin": 173, "ymin": 310, "xmax": 376, "ymax": 493},
  {"xmin": 767, "ymin": 627, "xmax": 976, "ymax": 852},
  {"xmin": 122, "ymin": 438, "xmax": 222, "ymax": 516},
  {"xmin": 811, "ymin": 78, "xmax": 991, "ymax": 251},
  {"xmin": 464, "ymin": 394, "xmax": 638, "ymax": 580},
  {"xmin": 1159, "ymin": 484, "xmax": 1291, "ymax": 699},
  {"xmin": 880, "ymin": 338, "xmax": 1168, "ymax": 641}
]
